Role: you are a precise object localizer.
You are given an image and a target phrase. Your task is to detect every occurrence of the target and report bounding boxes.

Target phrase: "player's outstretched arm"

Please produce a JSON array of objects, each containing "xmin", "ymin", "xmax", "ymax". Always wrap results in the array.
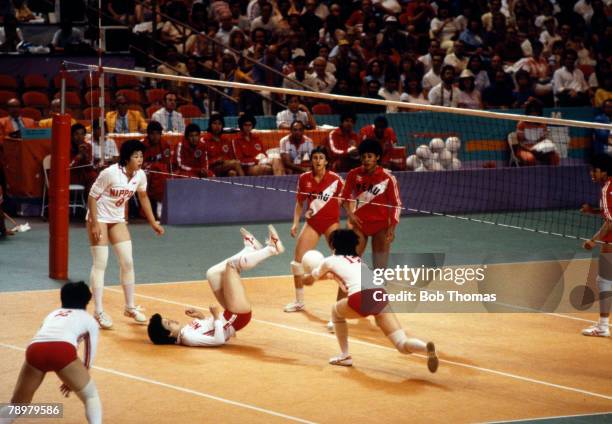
[
  {"xmin": 185, "ymin": 308, "xmax": 205, "ymax": 319},
  {"xmin": 137, "ymin": 191, "xmax": 164, "ymax": 235}
]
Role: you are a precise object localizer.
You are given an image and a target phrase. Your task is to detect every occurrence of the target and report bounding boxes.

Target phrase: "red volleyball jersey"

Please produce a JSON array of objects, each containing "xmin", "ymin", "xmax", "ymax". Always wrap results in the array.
[
  {"xmin": 176, "ymin": 140, "xmax": 207, "ymax": 173},
  {"xmin": 201, "ymin": 132, "xmax": 235, "ymax": 166},
  {"xmin": 232, "ymin": 133, "xmax": 266, "ymax": 166},
  {"xmin": 297, "ymin": 171, "xmax": 344, "ymax": 222},
  {"xmin": 341, "ymin": 165, "xmax": 401, "ymax": 224}
]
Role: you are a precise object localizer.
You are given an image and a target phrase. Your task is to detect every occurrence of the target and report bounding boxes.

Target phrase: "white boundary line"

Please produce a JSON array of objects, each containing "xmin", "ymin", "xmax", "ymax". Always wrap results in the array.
[
  {"xmin": 0, "ymin": 342, "xmax": 317, "ymax": 424},
  {"xmin": 483, "ymin": 410, "xmax": 611, "ymax": 423},
  {"xmin": 107, "ymin": 288, "xmax": 612, "ymax": 402}
]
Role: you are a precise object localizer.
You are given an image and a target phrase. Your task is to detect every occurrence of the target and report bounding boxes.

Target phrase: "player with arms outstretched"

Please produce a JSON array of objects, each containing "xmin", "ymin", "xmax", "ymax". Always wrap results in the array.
[{"xmin": 301, "ymin": 229, "xmax": 438, "ymax": 371}]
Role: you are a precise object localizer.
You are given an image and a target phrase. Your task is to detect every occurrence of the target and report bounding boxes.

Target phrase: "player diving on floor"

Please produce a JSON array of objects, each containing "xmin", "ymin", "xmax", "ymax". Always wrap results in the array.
[{"xmin": 147, "ymin": 226, "xmax": 284, "ymax": 347}]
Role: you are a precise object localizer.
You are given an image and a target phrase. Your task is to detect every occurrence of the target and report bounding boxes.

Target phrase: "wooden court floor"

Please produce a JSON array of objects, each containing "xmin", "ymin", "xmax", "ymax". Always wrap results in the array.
[{"xmin": 1, "ymin": 268, "xmax": 611, "ymax": 423}]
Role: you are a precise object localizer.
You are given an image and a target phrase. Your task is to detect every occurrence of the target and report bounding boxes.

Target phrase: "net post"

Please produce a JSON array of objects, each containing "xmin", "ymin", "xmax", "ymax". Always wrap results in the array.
[
  {"xmin": 99, "ymin": 65, "xmax": 105, "ymax": 166},
  {"xmin": 59, "ymin": 62, "xmax": 66, "ymax": 114},
  {"xmin": 49, "ymin": 113, "xmax": 71, "ymax": 280}
]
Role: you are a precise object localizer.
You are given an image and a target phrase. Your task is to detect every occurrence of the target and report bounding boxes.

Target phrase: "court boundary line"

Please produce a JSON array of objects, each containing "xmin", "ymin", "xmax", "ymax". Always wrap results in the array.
[
  {"xmin": 483, "ymin": 410, "xmax": 612, "ymax": 423},
  {"xmin": 0, "ymin": 342, "xmax": 318, "ymax": 424},
  {"xmin": 106, "ymin": 288, "xmax": 612, "ymax": 402}
]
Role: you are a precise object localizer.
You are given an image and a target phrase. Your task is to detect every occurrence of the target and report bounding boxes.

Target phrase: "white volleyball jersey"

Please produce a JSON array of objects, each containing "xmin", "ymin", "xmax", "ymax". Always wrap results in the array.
[
  {"xmin": 178, "ymin": 317, "xmax": 234, "ymax": 347},
  {"xmin": 312, "ymin": 255, "xmax": 376, "ymax": 296},
  {"xmin": 30, "ymin": 308, "xmax": 99, "ymax": 367},
  {"xmin": 89, "ymin": 164, "xmax": 147, "ymax": 223}
]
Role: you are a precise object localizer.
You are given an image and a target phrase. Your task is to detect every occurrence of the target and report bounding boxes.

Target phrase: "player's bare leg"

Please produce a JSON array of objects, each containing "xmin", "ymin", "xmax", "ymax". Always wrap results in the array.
[
  {"xmin": 220, "ymin": 262, "xmax": 251, "ymax": 314},
  {"xmin": 583, "ymin": 245, "xmax": 612, "ymax": 337},
  {"xmin": 57, "ymin": 360, "xmax": 102, "ymax": 424},
  {"xmin": 87, "ymin": 222, "xmax": 112, "ymax": 329},
  {"xmin": 374, "ymin": 312, "xmax": 438, "ymax": 373},
  {"xmin": 286, "ymin": 224, "xmax": 321, "ymax": 312},
  {"xmin": 371, "ymin": 228, "xmax": 391, "ymax": 270},
  {"xmin": 328, "ymin": 299, "xmax": 363, "ymax": 366}
]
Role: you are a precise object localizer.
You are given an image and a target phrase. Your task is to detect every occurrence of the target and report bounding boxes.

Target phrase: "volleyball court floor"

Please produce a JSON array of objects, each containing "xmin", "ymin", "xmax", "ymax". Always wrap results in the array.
[{"xmin": 0, "ymin": 218, "xmax": 610, "ymax": 423}]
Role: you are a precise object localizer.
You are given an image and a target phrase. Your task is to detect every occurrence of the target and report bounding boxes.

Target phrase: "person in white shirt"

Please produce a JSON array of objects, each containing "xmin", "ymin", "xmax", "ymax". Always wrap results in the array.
[
  {"xmin": 88, "ymin": 120, "xmax": 119, "ymax": 166},
  {"xmin": 417, "ymin": 39, "xmax": 440, "ymax": 73},
  {"xmin": 308, "ymin": 56, "xmax": 337, "ymax": 93},
  {"xmin": 300, "ymin": 229, "xmax": 439, "ymax": 371},
  {"xmin": 443, "ymin": 40, "xmax": 469, "ymax": 72},
  {"xmin": 378, "ymin": 76, "xmax": 401, "ymax": 112},
  {"xmin": 552, "ymin": 49, "xmax": 590, "ymax": 106},
  {"xmin": 422, "ymin": 52, "xmax": 444, "ymax": 96},
  {"xmin": 574, "ymin": 0, "xmax": 594, "ymax": 24},
  {"xmin": 276, "ymin": 95, "xmax": 316, "ymax": 129},
  {"xmin": 428, "ymin": 65, "xmax": 460, "ymax": 107},
  {"xmin": 151, "ymin": 92, "xmax": 186, "ymax": 133},
  {"xmin": 279, "ymin": 120, "xmax": 314, "ymax": 174},
  {"xmin": 147, "ymin": 226, "xmax": 284, "ymax": 347},
  {"xmin": 87, "ymin": 140, "xmax": 165, "ymax": 330},
  {"xmin": 1, "ymin": 282, "xmax": 102, "ymax": 424}
]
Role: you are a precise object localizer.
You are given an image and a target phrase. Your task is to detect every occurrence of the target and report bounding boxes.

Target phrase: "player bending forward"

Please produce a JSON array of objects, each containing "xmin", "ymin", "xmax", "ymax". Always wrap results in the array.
[
  {"xmin": 302, "ymin": 229, "xmax": 438, "ymax": 371},
  {"xmin": 0, "ymin": 282, "xmax": 101, "ymax": 424},
  {"xmin": 147, "ymin": 226, "xmax": 284, "ymax": 346}
]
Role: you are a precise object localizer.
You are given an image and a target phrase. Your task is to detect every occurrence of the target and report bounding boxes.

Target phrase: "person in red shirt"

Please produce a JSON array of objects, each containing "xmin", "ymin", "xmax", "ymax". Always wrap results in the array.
[
  {"xmin": 176, "ymin": 123, "xmax": 212, "ymax": 178},
  {"xmin": 232, "ymin": 114, "xmax": 281, "ymax": 176},
  {"xmin": 580, "ymin": 154, "xmax": 612, "ymax": 337},
  {"xmin": 70, "ymin": 123, "xmax": 97, "ymax": 192},
  {"xmin": 201, "ymin": 113, "xmax": 244, "ymax": 177},
  {"xmin": 327, "ymin": 111, "xmax": 360, "ymax": 172},
  {"xmin": 285, "ymin": 146, "xmax": 344, "ymax": 313},
  {"xmin": 143, "ymin": 121, "xmax": 174, "ymax": 218},
  {"xmin": 359, "ymin": 116, "xmax": 399, "ymax": 169},
  {"xmin": 341, "ymin": 139, "xmax": 401, "ymax": 269}
]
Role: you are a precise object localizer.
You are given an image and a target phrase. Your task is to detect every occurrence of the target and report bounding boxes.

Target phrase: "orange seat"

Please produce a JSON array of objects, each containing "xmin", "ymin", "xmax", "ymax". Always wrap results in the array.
[
  {"xmin": 0, "ymin": 74, "xmax": 18, "ymax": 91},
  {"xmin": 54, "ymin": 91, "xmax": 81, "ymax": 109},
  {"xmin": 20, "ymin": 107, "xmax": 42, "ymax": 121},
  {"xmin": 146, "ymin": 104, "xmax": 162, "ymax": 118},
  {"xmin": 115, "ymin": 74, "xmax": 140, "ymax": 89},
  {"xmin": 85, "ymin": 90, "xmax": 111, "ymax": 107},
  {"xmin": 146, "ymin": 88, "xmax": 167, "ymax": 105},
  {"xmin": 178, "ymin": 104, "xmax": 202, "ymax": 118},
  {"xmin": 83, "ymin": 107, "xmax": 102, "ymax": 120},
  {"xmin": 116, "ymin": 89, "xmax": 142, "ymax": 105},
  {"xmin": 23, "ymin": 74, "xmax": 49, "ymax": 91},
  {"xmin": 312, "ymin": 103, "xmax": 333, "ymax": 114},
  {"xmin": 0, "ymin": 90, "xmax": 17, "ymax": 106},
  {"xmin": 22, "ymin": 91, "xmax": 50, "ymax": 109},
  {"xmin": 53, "ymin": 73, "xmax": 80, "ymax": 91}
]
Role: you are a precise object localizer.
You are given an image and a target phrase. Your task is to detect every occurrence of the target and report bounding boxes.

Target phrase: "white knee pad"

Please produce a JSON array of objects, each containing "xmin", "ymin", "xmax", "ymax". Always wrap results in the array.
[
  {"xmin": 388, "ymin": 329, "xmax": 407, "ymax": 351},
  {"xmin": 76, "ymin": 380, "xmax": 102, "ymax": 424},
  {"xmin": 112, "ymin": 241, "xmax": 134, "ymax": 285},
  {"xmin": 206, "ymin": 260, "xmax": 227, "ymax": 292},
  {"xmin": 597, "ymin": 276, "xmax": 612, "ymax": 292},
  {"xmin": 291, "ymin": 261, "xmax": 304, "ymax": 277},
  {"xmin": 89, "ymin": 246, "xmax": 109, "ymax": 289},
  {"xmin": 76, "ymin": 380, "xmax": 99, "ymax": 403}
]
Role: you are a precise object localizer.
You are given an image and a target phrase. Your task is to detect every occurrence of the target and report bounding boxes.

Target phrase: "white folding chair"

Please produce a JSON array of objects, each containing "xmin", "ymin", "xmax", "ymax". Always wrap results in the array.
[{"xmin": 41, "ymin": 155, "xmax": 87, "ymax": 217}]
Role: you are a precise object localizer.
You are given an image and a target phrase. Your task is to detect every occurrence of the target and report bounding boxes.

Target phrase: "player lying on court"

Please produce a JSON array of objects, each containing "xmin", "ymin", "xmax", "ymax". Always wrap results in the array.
[
  {"xmin": 147, "ymin": 226, "xmax": 284, "ymax": 346},
  {"xmin": 1, "ymin": 282, "xmax": 102, "ymax": 424},
  {"xmin": 300, "ymin": 229, "xmax": 438, "ymax": 372},
  {"xmin": 580, "ymin": 153, "xmax": 612, "ymax": 337}
]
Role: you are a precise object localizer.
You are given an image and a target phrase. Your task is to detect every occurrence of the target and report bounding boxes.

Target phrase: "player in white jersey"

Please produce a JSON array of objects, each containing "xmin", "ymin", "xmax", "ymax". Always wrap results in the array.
[
  {"xmin": 147, "ymin": 226, "xmax": 284, "ymax": 346},
  {"xmin": 301, "ymin": 229, "xmax": 439, "ymax": 372},
  {"xmin": 87, "ymin": 139, "xmax": 164, "ymax": 330},
  {"xmin": 0, "ymin": 282, "xmax": 102, "ymax": 424}
]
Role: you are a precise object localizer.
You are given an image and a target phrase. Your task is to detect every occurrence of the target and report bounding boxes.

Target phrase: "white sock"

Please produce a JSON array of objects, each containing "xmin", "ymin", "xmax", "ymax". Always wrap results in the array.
[
  {"xmin": 332, "ymin": 305, "xmax": 349, "ymax": 357},
  {"xmin": 295, "ymin": 288, "xmax": 304, "ymax": 303},
  {"xmin": 0, "ymin": 405, "xmax": 15, "ymax": 424},
  {"xmin": 234, "ymin": 246, "xmax": 276, "ymax": 272},
  {"xmin": 89, "ymin": 246, "xmax": 108, "ymax": 314},
  {"xmin": 599, "ymin": 316, "xmax": 610, "ymax": 328},
  {"xmin": 76, "ymin": 380, "xmax": 102, "ymax": 424},
  {"xmin": 388, "ymin": 329, "xmax": 427, "ymax": 354},
  {"xmin": 112, "ymin": 241, "xmax": 135, "ymax": 309}
]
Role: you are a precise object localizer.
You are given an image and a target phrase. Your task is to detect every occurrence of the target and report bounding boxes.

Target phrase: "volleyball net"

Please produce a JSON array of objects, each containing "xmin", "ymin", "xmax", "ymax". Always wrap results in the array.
[{"xmin": 57, "ymin": 62, "xmax": 611, "ymax": 242}]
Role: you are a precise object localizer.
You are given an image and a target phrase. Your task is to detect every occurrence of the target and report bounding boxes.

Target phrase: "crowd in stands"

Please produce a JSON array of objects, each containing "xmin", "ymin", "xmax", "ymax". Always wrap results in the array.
[{"xmin": 0, "ymin": 0, "xmax": 610, "ymax": 115}]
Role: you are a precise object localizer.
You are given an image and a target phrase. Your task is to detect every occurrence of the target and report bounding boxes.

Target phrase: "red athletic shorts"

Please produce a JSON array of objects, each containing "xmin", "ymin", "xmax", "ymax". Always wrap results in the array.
[
  {"xmin": 223, "ymin": 310, "xmax": 252, "ymax": 331},
  {"xmin": 307, "ymin": 217, "xmax": 338, "ymax": 236},
  {"xmin": 26, "ymin": 342, "xmax": 77, "ymax": 372},
  {"xmin": 348, "ymin": 288, "xmax": 389, "ymax": 317},
  {"xmin": 358, "ymin": 220, "xmax": 390, "ymax": 237}
]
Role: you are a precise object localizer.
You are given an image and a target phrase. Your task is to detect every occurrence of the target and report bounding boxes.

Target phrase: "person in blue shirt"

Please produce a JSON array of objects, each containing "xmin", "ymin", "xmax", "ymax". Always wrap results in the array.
[{"xmin": 593, "ymin": 99, "xmax": 612, "ymax": 156}]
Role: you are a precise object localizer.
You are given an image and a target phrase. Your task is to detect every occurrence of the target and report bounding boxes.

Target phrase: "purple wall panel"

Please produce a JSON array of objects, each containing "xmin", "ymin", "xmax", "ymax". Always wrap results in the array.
[{"xmin": 163, "ymin": 166, "xmax": 598, "ymax": 225}]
